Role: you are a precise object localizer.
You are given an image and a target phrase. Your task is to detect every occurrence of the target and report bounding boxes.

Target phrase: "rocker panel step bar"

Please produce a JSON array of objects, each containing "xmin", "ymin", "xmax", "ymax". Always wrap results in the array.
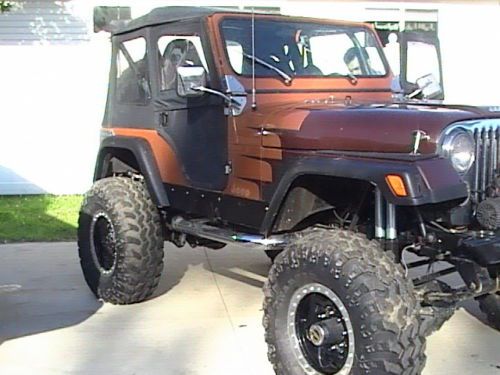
[{"xmin": 170, "ymin": 216, "xmax": 287, "ymax": 250}]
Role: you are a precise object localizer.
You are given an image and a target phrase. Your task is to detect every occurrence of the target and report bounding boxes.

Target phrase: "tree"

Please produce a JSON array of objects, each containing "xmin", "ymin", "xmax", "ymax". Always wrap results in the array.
[{"xmin": 0, "ymin": 1, "xmax": 14, "ymax": 13}]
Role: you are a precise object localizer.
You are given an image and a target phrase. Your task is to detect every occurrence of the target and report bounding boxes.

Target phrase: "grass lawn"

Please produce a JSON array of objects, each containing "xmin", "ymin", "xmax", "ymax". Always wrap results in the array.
[{"xmin": 0, "ymin": 195, "xmax": 83, "ymax": 243}]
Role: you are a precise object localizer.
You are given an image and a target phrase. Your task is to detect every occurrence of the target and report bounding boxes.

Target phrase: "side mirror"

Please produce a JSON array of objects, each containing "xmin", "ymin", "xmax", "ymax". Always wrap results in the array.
[{"xmin": 177, "ymin": 66, "xmax": 207, "ymax": 97}]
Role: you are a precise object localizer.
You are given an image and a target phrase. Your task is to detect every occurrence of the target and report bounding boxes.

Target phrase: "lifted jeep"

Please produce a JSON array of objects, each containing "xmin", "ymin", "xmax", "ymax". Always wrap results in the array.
[{"xmin": 78, "ymin": 7, "xmax": 500, "ymax": 375}]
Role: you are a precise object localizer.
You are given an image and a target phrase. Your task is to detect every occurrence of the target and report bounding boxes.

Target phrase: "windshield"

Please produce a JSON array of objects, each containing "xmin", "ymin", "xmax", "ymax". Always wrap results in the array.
[{"xmin": 221, "ymin": 18, "xmax": 388, "ymax": 79}]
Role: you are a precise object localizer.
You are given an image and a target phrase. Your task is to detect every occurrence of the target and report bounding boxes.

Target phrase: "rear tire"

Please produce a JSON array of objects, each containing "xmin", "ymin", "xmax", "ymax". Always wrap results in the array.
[
  {"xmin": 78, "ymin": 177, "xmax": 164, "ymax": 304},
  {"xmin": 263, "ymin": 229, "xmax": 426, "ymax": 375}
]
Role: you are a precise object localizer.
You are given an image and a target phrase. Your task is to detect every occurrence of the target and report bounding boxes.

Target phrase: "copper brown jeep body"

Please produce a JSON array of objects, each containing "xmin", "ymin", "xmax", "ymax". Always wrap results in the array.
[{"xmin": 80, "ymin": 6, "xmax": 500, "ymax": 375}]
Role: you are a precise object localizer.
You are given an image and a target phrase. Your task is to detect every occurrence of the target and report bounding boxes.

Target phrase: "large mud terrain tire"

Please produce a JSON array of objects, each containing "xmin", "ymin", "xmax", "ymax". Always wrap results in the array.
[
  {"xmin": 78, "ymin": 177, "xmax": 164, "ymax": 304},
  {"xmin": 263, "ymin": 229, "xmax": 426, "ymax": 375},
  {"xmin": 478, "ymin": 293, "xmax": 500, "ymax": 330}
]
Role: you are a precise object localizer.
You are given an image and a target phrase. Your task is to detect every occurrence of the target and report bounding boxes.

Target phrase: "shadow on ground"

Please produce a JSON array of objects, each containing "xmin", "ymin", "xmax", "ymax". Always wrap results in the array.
[
  {"xmin": 151, "ymin": 240, "xmax": 272, "ymax": 300},
  {"xmin": 70, "ymin": 243, "xmax": 273, "ymax": 375},
  {"xmin": 0, "ymin": 168, "xmax": 93, "ymax": 344},
  {"xmin": 0, "ymin": 239, "xmax": 270, "ymax": 350},
  {"xmin": 1, "ymin": 237, "xmax": 494, "ymax": 349},
  {"xmin": 0, "ymin": 243, "xmax": 102, "ymax": 346},
  {"xmin": 203, "ymin": 247, "xmax": 271, "ymax": 289}
]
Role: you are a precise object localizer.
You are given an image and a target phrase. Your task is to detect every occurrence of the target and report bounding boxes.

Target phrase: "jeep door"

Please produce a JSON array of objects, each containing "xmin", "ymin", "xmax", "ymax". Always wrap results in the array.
[
  {"xmin": 151, "ymin": 22, "xmax": 228, "ymax": 191},
  {"xmin": 399, "ymin": 31, "xmax": 444, "ymax": 99}
]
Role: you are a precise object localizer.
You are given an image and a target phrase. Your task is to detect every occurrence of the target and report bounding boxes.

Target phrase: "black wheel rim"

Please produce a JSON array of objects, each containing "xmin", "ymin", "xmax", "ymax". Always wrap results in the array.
[
  {"xmin": 90, "ymin": 212, "xmax": 117, "ymax": 273},
  {"xmin": 287, "ymin": 283, "xmax": 355, "ymax": 375}
]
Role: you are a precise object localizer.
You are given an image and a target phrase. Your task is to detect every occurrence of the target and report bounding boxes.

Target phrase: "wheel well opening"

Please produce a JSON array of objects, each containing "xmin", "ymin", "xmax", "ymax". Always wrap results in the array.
[
  {"xmin": 98, "ymin": 148, "xmax": 140, "ymax": 179},
  {"xmin": 272, "ymin": 175, "xmax": 373, "ymax": 233}
]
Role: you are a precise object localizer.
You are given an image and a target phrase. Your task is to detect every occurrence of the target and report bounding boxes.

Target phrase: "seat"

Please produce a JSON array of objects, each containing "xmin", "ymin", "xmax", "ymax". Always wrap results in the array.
[
  {"xmin": 252, "ymin": 35, "xmax": 322, "ymax": 77},
  {"xmin": 160, "ymin": 39, "xmax": 203, "ymax": 90},
  {"xmin": 256, "ymin": 37, "xmax": 296, "ymax": 76}
]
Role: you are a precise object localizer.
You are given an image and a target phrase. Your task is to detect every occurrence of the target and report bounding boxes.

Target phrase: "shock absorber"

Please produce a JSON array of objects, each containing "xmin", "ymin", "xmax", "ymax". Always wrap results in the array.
[
  {"xmin": 375, "ymin": 188, "xmax": 385, "ymax": 239},
  {"xmin": 375, "ymin": 187, "xmax": 400, "ymax": 261}
]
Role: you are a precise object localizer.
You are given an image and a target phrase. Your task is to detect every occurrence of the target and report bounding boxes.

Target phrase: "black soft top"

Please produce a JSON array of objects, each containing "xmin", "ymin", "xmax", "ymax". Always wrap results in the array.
[{"xmin": 113, "ymin": 6, "xmax": 260, "ymax": 35}]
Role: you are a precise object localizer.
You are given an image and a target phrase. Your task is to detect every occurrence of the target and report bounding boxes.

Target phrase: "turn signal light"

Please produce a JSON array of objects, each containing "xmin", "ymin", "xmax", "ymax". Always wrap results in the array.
[{"xmin": 386, "ymin": 175, "xmax": 408, "ymax": 197}]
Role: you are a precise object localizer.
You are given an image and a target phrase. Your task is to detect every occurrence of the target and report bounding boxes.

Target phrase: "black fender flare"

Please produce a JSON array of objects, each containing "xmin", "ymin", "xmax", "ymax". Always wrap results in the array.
[
  {"xmin": 260, "ymin": 155, "xmax": 468, "ymax": 234},
  {"xmin": 94, "ymin": 136, "xmax": 169, "ymax": 208}
]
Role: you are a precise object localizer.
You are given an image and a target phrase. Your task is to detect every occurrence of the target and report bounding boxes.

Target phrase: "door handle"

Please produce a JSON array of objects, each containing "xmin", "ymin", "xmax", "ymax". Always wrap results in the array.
[
  {"xmin": 257, "ymin": 129, "xmax": 272, "ymax": 136},
  {"xmin": 160, "ymin": 112, "xmax": 168, "ymax": 127}
]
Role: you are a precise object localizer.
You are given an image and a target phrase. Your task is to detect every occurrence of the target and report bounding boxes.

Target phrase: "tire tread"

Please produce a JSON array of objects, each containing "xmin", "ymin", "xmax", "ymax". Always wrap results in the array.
[
  {"xmin": 263, "ymin": 228, "xmax": 426, "ymax": 375},
  {"xmin": 78, "ymin": 177, "xmax": 164, "ymax": 305}
]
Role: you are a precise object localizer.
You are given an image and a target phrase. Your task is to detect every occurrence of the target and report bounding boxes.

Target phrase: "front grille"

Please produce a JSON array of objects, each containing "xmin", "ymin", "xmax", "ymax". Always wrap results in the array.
[
  {"xmin": 447, "ymin": 120, "xmax": 500, "ymax": 204},
  {"xmin": 472, "ymin": 125, "xmax": 500, "ymax": 202},
  {"xmin": 441, "ymin": 119, "xmax": 500, "ymax": 204}
]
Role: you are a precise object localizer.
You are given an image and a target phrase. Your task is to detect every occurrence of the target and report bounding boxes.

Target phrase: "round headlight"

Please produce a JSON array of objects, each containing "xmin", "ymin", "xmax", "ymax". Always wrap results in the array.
[{"xmin": 441, "ymin": 130, "xmax": 475, "ymax": 174}]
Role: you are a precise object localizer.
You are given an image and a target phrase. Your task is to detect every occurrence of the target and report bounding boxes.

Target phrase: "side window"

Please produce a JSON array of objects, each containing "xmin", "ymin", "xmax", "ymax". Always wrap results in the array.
[
  {"xmin": 157, "ymin": 35, "xmax": 209, "ymax": 91},
  {"xmin": 116, "ymin": 36, "xmax": 150, "ymax": 105}
]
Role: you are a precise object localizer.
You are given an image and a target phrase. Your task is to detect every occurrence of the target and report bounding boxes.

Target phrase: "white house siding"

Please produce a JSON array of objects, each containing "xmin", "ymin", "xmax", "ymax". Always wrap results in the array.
[
  {"xmin": 0, "ymin": 1, "xmax": 107, "ymax": 194},
  {"xmin": 437, "ymin": 4, "xmax": 500, "ymax": 104},
  {"xmin": 0, "ymin": 0, "xmax": 282, "ymax": 195},
  {"xmin": 0, "ymin": 0, "xmax": 88, "ymax": 44},
  {"xmin": 0, "ymin": 0, "xmax": 499, "ymax": 195}
]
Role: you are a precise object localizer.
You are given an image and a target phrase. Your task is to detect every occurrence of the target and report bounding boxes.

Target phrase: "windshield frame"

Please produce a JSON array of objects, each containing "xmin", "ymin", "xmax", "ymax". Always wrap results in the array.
[{"xmin": 218, "ymin": 15, "xmax": 392, "ymax": 81}]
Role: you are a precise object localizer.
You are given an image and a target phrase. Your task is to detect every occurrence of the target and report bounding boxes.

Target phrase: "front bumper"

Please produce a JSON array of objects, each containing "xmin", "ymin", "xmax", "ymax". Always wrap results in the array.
[{"xmin": 455, "ymin": 234, "xmax": 500, "ymax": 267}]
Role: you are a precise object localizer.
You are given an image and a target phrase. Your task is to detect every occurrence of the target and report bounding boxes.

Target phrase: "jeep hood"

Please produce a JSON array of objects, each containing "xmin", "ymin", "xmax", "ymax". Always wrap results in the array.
[{"xmin": 260, "ymin": 102, "xmax": 500, "ymax": 154}]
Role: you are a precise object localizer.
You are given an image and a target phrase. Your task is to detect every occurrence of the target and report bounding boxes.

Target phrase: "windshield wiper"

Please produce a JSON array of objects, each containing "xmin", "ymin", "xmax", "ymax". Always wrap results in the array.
[
  {"xmin": 345, "ymin": 72, "xmax": 358, "ymax": 85},
  {"xmin": 242, "ymin": 52, "xmax": 293, "ymax": 84},
  {"xmin": 327, "ymin": 72, "xmax": 358, "ymax": 85}
]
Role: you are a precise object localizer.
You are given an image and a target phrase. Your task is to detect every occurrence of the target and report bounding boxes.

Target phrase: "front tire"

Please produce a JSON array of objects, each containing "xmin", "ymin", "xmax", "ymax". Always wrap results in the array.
[
  {"xmin": 263, "ymin": 229, "xmax": 426, "ymax": 375},
  {"xmin": 78, "ymin": 177, "xmax": 164, "ymax": 304}
]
